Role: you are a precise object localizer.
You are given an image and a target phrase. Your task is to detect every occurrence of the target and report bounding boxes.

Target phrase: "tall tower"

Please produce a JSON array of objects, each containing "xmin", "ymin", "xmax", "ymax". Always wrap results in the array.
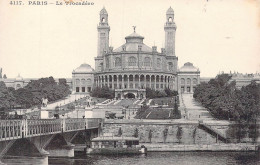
[
  {"xmin": 164, "ymin": 7, "xmax": 177, "ymax": 56},
  {"xmin": 97, "ymin": 7, "xmax": 110, "ymax": 57}
]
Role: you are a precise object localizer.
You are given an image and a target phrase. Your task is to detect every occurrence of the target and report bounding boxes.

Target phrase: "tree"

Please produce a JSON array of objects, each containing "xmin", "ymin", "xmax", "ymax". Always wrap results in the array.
[
  {"xmin": 163, "ymin": 128, "xmax": 168, "ymax": 143},
  {"xmin": 193, "ymin": 74, "xmax": 259, "ymax": 124},
  {"xmin": 173, "ymin": 102, "xmax": 181, "ymax": 119},
  {"xmin": 0, "ymin": 81, "xmax": 15, "ymax": 111},
  {"xmin": 13, "ymin": 88, "xmax": 34, "ymax": 108},
  {"xmin": 146, "ymin": 87, "xmax": 178, "ymax": 98},
  {"xmin": 148, "ymin": 129, "xmax": 152, "ymax": 143},
  {"xmin": 91, "ymin": 86, "xmax": 114, "ymax": 99},
  {"xmin": 133, "ymin": 128, "xmax": 139, "ymax": 138},
  {"xmin": 192, "ymin": 128, "xmax": 197, "ymax": 144},
  {"xmin": 176, "ymin": 126, "xmax": 183, "ymax": 144},
  {"xmin": 118, "ymin": 127, "xmax": 122, "ymax": 137},
  {"xmin": 165, "ymin": 88, "xmax": 178, "ymax": 97},
  {"xmin": 3, "ymin": 74, "xmax": 7, "ymax": 79}
]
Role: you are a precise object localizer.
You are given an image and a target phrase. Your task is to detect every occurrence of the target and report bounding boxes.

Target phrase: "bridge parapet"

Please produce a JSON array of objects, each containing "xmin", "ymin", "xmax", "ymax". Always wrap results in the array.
[
  {"xmin": 27, "ymin": 119, "xmax": 62, "ymax": 137},
  {"xmin": 0, "ymin": 118, "xmax": 103, "ymax": 142}
]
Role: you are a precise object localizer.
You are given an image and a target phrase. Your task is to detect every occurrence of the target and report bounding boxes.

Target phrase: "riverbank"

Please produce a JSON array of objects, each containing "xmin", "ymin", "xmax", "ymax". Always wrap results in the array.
[{"xmin": 141, "ymin": 143, "xmax": 258, "ymax": 152}]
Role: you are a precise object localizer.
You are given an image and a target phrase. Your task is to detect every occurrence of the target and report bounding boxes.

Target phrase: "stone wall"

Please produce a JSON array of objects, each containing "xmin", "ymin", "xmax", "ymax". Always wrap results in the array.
[{"xmin": 103, "ymin": 121, "xmax": 218, "ymax": 144}]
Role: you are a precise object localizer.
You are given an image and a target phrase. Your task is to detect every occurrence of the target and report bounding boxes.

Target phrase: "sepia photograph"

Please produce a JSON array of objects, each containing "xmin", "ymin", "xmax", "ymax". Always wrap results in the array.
[{"xmin": 0, "ymin": 0, "xmax": 259, "ymax": 164}]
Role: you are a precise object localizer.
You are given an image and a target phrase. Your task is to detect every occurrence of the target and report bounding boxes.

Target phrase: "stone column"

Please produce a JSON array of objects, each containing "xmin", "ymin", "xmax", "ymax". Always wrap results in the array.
[
  {"xmin": 112, "ymin": 75, "xmax": 114, "ymax": 89},
  {"xmin": 127, "ymin": 75, "xmax": 129, "ymax": 89},
  {"xmin": 133, "ymin": 75, "xmax": 136, "ymax": 89},
  {"xmin": 122, "ymin": 75, "xmax": 125, "ymax": 89},
  {"xmin": 159, "ymin": 76, "xmax": 162, "ymax": 89},
  {"xmin": 149, "ymin": 75, "xmax": 152, "ymax": 88},
  {"xmin": 117, "ymin": 75, "xmax": 119, "ymax": 89},
  {"xmin": 155, "ymin": 75, "xmax": 157, "ymax": 90},
  {"xmin": 191, "ymin": 78, "xmax": 193, "ymax": 93},
  {"xmin": 144, "ymin": 75, "xmax": 147, "ymax": 88},
  {"xmin": 185, "ymin": 78, "xmax": 187, "ymax": 93},
  {"xmin": 166, "ymin": 76, "xmax": 169, "ymax": 88},
  {"xmin": 138, "ymin": 75, "xmax": 140, "ymax": 89}
]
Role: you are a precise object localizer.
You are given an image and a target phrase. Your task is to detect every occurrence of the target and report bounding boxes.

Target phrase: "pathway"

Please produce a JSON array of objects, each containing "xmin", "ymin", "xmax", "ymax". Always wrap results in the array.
[{"xmin": 42, "ymin": 94, "xmax": 88, "ymax": 110}]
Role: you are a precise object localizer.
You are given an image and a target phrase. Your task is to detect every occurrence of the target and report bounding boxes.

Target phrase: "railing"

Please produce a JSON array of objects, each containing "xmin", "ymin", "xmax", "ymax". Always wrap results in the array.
[
  {"xmin": 0, "ymin": 118, "xmax": 103, "ymax": 141},
  {"xmin": 198, "ymin": 123, "xmax": 230, "ymax": 143}
]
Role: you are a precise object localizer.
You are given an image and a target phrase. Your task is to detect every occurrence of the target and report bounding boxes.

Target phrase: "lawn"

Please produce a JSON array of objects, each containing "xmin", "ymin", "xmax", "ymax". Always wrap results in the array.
[
  {"xmin": 135, "ymin": 107, "xmax": 180, "ymax": 119},
  {"xmin": 149, "ymin": 97, "xmax": 178, "ymax": 106}
]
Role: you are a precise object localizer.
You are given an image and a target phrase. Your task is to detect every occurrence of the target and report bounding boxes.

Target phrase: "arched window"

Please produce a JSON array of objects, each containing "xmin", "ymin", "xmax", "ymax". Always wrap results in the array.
[
  {"xmin": 115, "ymin": 57, "xmax": 121, "ymax": 67},
  {"xmin": 168, "ymin": 17, "xmax": 173, "ymax": 22},
  {"xmin": 102, "ymin": 17, "xmax": 105, "ymax": 23},
  {"xmin": 128, "ymin": 56, "xmax": 137, "ymax": 66},
  {"xmin": 16, "ymin": 84, "xmax": 21, "ymax": 89},
  {"xmin": 181, "ymin": 78, "xmax": 185, "ymax": 85},
  {"xmin": 81, "ymin": 79, "xmax": 86, "ymax": 85},
  {"xmin": 76, "ymin": 79, "xmax": 80, "ymax": 85},
  {"xmin": 86, "ymin": 78, "xmax": 91, "ymax": 84},
  {"xmin": 157, "ymin": 58, "xmax": 161, "ymax": 68},
  {"xmin": 193, "ymin": 78, "xmax": 197, "ymax": 84},
  {"xmin": 168, "ymin": 62, "xmax": 173, "ymax": 71},
  {"xmin": 144, "ymin": 57, "xmax": 151, "ymax": 67},
  {"xmin": 187, "ymin": 78, "xmax": 191, "ymax": 85}
]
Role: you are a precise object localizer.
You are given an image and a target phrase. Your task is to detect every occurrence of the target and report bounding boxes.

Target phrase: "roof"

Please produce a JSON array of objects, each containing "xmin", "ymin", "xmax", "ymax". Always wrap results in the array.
[
  {"xmin": 179, "ymin": 62, "xmax": 199, "ymax": 72},
  {"xmin": 113, "ymin": 32, "xmax": 152, "ymax": 52},
  {"xmin": 113, "ymin": 43, "xmax": 152, "ymax": 52},
  {"xmin": 15, "ymin": 74, "xmax": 23, "ymax": 81},
  {"xmin": 125, "ymin": 32, "xmax": 144, "ymax": 40},
  {"xmin": 100, "ymin": 7, "xmax": 108, "ymax": 15},
  {"xmin": 167, "ymin": 7, "xmax": 174, "ymax": 14},
  {"xmin": 73, "ymin": 63, "xmax": 94, "ymax": 73}
]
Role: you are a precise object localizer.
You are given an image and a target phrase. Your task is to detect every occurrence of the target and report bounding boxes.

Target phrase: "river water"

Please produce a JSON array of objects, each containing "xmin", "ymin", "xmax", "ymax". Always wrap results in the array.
[{"xmin": 1, "ymin": 152, "xmax": 259, "ymax": 165}]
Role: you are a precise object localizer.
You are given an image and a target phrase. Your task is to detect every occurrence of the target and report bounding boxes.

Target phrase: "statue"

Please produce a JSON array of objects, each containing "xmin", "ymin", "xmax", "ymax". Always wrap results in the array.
[
  {"xmin": 42, "ymin": 98, "xmax": 48, "ymax": 107},
  {"xmin": 132, "ymin": 26, "xmax": 136, "ymax": 32}
]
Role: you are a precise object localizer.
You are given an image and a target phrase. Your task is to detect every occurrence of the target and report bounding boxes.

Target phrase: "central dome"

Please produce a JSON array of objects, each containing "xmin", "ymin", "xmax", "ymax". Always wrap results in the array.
[
  {"xmin": 15, "ymin": 74, "xmax": 23, "ymax": 81},
  {"xmin": 125, "ymin": 32, "xmax": 144, "ymax": 43},
  {"xmin": 73, "ymin": 63, "xmax": 94, "ymax": 73},
  {"xmin": 179, "ymin": 62, "xmax": 199, "ymax": 72},
  {"xmin": 113, "ymin": 32, "xmax": 152, "ymax": 52}
]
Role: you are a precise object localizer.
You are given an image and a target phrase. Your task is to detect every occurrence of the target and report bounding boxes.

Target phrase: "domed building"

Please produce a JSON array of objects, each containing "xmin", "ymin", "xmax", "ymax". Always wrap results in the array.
[
  {"xmin": 177, "ymin": 62, "xmax": 200, "ymax": 93},
  {"xmin": 71, "ymin": 7, "xmax": 201, "ymax": 97},
  {"xmin": 14, "ymin": 74, "xmax": 24, "ymax": 90},
  {"xmin": 72, "ymin": 63, "xmax": 94, "ymax": 93},
  {"xmin": 93, "ymin": 7, "xmax": 180, "ymax": 99}
]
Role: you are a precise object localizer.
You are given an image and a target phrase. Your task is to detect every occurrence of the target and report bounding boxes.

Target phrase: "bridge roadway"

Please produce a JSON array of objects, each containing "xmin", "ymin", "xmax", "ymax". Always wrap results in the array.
[{"xmin": 0, "ymin": 118, "xmax": 103, "ymax": 158}]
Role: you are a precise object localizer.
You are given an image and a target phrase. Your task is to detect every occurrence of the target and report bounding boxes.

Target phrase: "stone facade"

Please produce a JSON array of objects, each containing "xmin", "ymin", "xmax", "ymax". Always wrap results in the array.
[
  {"xmin": 72, "ymin": 63, "xmax": 94, "ymax": 94},
  {"xmin": 177, "ymin": 62, "xmax": 200, "ymax": 94},
  {"xmin": 94, "ymin": 7, "xmax": 184, "ymax": 99},
  {"xmin": 103, "ymin": 122, "xmax": 217, "ymax": 144}
]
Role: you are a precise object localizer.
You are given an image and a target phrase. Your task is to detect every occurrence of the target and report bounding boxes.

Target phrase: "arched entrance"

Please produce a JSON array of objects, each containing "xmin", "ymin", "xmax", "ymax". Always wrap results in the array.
[
  {"xmin": 117, "ymin": 93, "xmax": 121, "ymax": 99},
  {"xmin": 125, "ymin": 93, "xmax": 135, "ymax": 99}
]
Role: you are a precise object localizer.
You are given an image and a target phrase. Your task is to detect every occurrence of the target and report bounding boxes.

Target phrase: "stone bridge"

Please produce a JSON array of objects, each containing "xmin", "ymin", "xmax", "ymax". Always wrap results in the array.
[{"xmin": 0, "ymin": 118, "xmax": 103, "ymax": 158}]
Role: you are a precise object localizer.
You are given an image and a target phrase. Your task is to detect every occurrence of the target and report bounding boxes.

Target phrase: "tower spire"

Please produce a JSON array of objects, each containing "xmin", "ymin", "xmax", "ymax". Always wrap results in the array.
[
  {"xmin": 97, "ymin": 7, "xmax": 110, "ymax": 57},
  {"xmin": 164, "ymin": 7, "xmax": 176, "ymax": 56}
]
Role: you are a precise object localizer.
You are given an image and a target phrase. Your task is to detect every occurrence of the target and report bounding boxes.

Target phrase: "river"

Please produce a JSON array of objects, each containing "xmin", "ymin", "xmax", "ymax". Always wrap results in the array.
[{"xmin": 1, "ymin": 152, "xmax": 259, "ymax": 165}]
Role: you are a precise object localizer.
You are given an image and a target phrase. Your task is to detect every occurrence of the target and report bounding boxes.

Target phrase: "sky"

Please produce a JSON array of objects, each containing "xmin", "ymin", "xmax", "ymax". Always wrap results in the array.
[{"xmin": 0, "ymin": 0, "xmax": 259, "ymax": 78}]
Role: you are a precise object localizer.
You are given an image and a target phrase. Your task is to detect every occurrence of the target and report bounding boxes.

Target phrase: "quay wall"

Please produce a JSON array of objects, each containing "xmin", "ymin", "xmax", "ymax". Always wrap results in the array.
[
  {"xmin": 103, "ymin": 120, "xmax": 219, "ymax": 144},
  {"xmin": 141, "ymin": 143, "xmax": 258, "ymax": 152}
]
